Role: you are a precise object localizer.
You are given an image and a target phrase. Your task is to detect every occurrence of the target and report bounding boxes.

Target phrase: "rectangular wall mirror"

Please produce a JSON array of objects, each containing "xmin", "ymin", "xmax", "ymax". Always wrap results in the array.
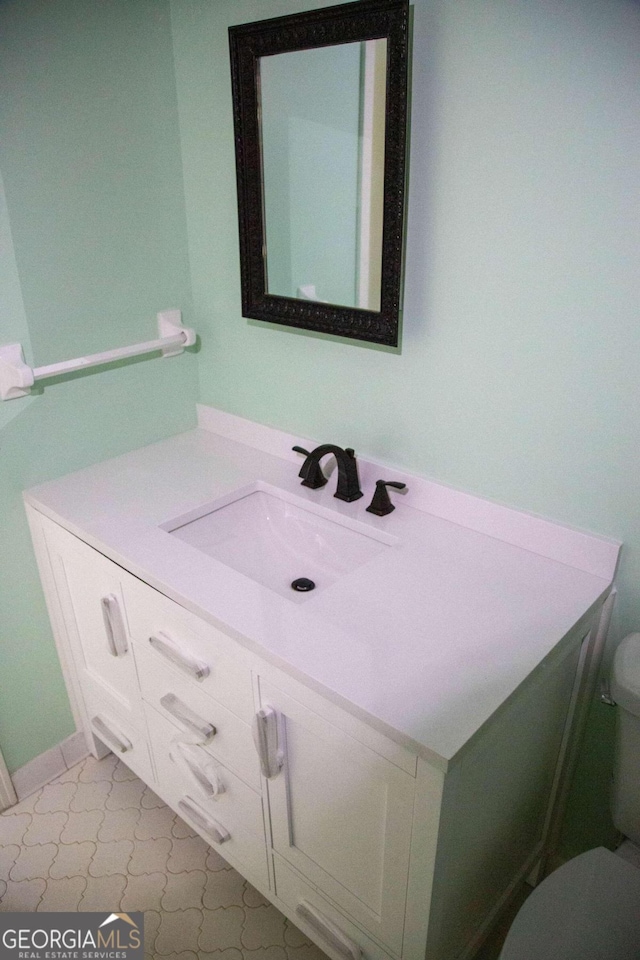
[{"xmin": 229, "ymin": 0, "xmax": 409, "ymax": 347}]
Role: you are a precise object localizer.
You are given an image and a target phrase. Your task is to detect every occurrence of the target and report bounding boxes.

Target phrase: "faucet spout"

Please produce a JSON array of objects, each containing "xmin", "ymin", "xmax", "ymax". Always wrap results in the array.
[{"xmin": 293, "ymin": 443, "xmax": 363, "ymax": 503}]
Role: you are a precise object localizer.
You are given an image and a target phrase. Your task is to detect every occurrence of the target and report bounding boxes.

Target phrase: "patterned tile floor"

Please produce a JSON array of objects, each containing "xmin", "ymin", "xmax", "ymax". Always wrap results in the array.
[{"xmin": 0, "ymin": 752, "xmax": 328, "ymax": 960}]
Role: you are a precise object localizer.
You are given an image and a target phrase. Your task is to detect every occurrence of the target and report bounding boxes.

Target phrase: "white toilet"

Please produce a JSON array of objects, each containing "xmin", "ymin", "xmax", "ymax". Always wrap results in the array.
[{"xmin": 499, "ymin": 633, "xmax": 640, "ymax": 960}]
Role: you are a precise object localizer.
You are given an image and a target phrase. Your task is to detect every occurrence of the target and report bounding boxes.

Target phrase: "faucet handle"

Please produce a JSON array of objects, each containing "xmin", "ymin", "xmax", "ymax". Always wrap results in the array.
[
  {"xmin": 292, "ymin": 445, "xmax": 328, "ymax": 489},
  {"xmin": 366, "ymin": 480, "xmax": 406, "ymax": 517}
]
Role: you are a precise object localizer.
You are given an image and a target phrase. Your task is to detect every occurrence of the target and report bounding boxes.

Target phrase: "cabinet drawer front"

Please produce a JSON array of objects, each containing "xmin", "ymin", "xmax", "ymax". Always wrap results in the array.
[
  {"xmin": 275, "ymin": 857, "xmax": 396, "ymax": 960},
  {"xmin": 140, "ymin": 658, "xmax": 260, "ymax": 790},
  {"xmin": 145, "ymin": 704, "xmax": 269, "ymax": 887},
  {"xmin": 83, "ymin": 673, "xmax": 154, "ymax": 785},
  {"xmin": 261, "ymin": 680, "xmax": 414, "ymax": 955},
  {"xmin": 147, "ymin": 704, "xmax": 265, "ymax": 843},
  {"xmin": 125, "ymin": 576, "xmax": 255, "ymax": 723},
  {"xmin": 45, "ymin": 525, "xmax": 141, "ymax": 716}
]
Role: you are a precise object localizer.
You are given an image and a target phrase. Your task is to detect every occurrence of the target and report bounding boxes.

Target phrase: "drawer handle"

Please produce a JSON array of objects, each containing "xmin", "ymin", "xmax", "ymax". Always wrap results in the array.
[
  {"xmin": 149, "ymin": 632, "xmax": 210, "ymax": 681},
  {"xmin": 91, "ymin": 715, "xmax": 132, "ymax": 754},
  {"xmin": 170, "ymin": 741, "xmax": 225, "ymax": 799},
  {"xmin": 178, "ymin": 796, "xmax": 230, "ymax": 845},
  {"xmin": 296, "ymin": 901, "xmax": 362, "ymax": 960},
  {"xmin": 252, "ymin": 706, "xmax": 283, "ymax": 779},
  {"xmin": 160, "ymin": 693, "xmax": 216, "ymax": 741},
  {"xmin": 101, "ymin": 594, "xmax": 128, "ymax": 657}
]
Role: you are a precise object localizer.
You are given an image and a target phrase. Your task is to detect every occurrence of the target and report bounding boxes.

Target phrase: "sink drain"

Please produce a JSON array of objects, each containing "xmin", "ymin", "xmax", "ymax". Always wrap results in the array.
[{"xmin": 291, "ymin": 577, "xmax": 315, "ymax": 592}]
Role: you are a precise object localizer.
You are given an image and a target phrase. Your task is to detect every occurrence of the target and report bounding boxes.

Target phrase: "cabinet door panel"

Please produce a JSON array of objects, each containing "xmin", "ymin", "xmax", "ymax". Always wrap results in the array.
[
  {"xmin": 81, "ymin": 673, "xmax": 154, "ymax": 784},
  {"xmin": 260, "ymin": 680, "xmax": 414, "ymax": 954},
  {"xmin": 44, "ymin": 525, "xmax": 141, "ymax": 720}
]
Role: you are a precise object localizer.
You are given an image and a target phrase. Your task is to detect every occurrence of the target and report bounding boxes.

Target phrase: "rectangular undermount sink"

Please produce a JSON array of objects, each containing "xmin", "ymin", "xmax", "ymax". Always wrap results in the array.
[{"xmin": 161, "ymin": 482, "xmax": 395, "ymax": 600}]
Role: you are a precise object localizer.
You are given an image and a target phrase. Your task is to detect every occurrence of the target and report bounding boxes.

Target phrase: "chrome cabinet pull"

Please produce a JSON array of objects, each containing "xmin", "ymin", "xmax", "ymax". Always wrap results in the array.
[
  {"xmin": 160, "ymin": 693, "xmax": 216, "ymax": 741},
  {"xmin": 149, "ymin": 632, "xmax": 210, "ymax": 681},
  {"xmin": 252, "ymin": 706, "xmax": 283, "ymax": 779},
  {"xmin": 295, "ymin": 902, "xmax": 362, "ymax": 960},
  {"xmin": 178, "ymin": 796, "xmax": 230, "ymax": 844},
  {"xmin": 91, "ymin": 715, "xmax": 132, "ymax": 754},
  {"xmin": 100, "ymin": 594, "xmax": 128, "ymax": 657},
  {"xmin": 170, "ymin": 742, "xmax": 225, "ymax": 799}
]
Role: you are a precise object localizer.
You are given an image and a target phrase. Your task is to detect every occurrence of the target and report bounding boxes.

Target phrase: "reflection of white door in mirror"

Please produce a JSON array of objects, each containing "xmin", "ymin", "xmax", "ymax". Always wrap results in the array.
[
  {"xmin": 260, "ymin": 40, "xmax": 386, "ymax": 312},
  {"xmin": 358, "ymin": 39, "xmax": 387, "ymax": 311}
]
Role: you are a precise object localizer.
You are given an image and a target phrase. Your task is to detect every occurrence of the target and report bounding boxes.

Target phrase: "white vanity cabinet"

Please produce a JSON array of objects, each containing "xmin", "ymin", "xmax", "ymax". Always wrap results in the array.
[{"xmin": 27, "ymin": 498, "xmax": 612, "ymax": 960}]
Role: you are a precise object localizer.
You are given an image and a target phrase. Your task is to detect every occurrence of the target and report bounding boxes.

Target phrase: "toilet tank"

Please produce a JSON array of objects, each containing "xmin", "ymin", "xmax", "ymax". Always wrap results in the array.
[{"xmin": 611, "ymin": 633, "xmax": 640, "ymax": 846}]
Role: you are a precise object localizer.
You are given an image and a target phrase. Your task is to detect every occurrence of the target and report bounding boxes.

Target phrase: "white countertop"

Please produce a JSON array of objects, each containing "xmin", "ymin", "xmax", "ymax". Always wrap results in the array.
[{"xmin": 25, "ymin": 407, "xmax": 619, "ymax": 770}]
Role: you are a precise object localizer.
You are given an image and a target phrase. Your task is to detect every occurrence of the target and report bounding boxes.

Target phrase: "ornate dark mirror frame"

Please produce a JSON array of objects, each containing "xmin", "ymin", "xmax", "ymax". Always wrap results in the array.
[{"xmin": 229, "ymin": 0, "xmax": 409, "ymax": 347}]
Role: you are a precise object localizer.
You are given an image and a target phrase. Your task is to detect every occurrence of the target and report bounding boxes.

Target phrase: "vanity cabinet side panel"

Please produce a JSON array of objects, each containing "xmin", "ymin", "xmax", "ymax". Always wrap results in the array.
[
  {"xmin": 540, "ymin": 592, "xmax": 616, "ymax": 862},
  {"xmin": 424, "ymin": 632, "xmax": 585, "ymax": 960}
]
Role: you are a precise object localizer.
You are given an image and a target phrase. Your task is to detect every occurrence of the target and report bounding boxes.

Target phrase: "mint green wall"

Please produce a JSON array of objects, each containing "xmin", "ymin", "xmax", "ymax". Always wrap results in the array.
[
  {"xmin": 0, "ymin": 0, "xmax": 197, "ymax": 773},
  {"xmin": 172, "ymin": 0, "xmax": 640, "ymax": 855},
  {"xmin": 0, "ymin": 172, "xmax": 35, "ymax": 434}
]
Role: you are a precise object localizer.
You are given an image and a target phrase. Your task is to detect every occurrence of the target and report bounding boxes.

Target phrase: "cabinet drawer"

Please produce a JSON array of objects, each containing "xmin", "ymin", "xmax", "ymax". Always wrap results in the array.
[
  {"xmin": 275, "ymin": 857, "xmax": 396, "ymax": 960},
  {"xmin": 147, "ymin": 705, "xmax": 266, "ymax": 849},
  {"xmin": 140, "ymin": 657, "xmax": 260, "ymax": 790},
  {"xmin": 145, "ymin": 704, "xmax": 268, "ymax": 887},
  {"xmin": 125, "ymin": 576, "xmax": 254, "ymax": 723},
  {"xmin": 83, "ymin": 673, "xmax": 154, "ymax": 785}
]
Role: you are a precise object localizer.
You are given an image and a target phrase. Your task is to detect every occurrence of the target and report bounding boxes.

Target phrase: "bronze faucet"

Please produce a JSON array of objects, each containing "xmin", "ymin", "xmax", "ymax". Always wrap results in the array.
[{"xmin": 292, "ymin": 444, "xmax": 363, "ymax": 503}]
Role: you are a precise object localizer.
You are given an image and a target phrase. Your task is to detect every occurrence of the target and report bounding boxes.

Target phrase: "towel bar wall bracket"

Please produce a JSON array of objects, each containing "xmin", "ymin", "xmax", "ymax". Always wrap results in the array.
[{"xmin": 0, "ymin": 309, "xmax": 195, "ymax": 401}]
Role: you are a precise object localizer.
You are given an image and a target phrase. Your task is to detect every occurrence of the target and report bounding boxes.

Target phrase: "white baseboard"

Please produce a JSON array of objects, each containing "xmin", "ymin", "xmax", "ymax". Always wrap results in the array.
[
  {"xmin": 8, "ymin": 731, "xmax": 89, "ymax": 804},
  {"xmin": 0, "ymin": 750, "xmax": 18, "ymax": 812},
  {"xmin": 60, "ymin": 729, "xmax": 90, "ymax": 769}
]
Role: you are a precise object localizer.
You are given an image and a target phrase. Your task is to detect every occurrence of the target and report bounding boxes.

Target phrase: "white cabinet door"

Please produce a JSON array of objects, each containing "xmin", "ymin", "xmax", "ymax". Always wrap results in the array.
[
  {"xmin": 44, "ymin": 524, "xmax": 140, "ymax": 721},
  {"xmin": 259, "ymin": 680, "xmax": 415, "ymax": 956}
]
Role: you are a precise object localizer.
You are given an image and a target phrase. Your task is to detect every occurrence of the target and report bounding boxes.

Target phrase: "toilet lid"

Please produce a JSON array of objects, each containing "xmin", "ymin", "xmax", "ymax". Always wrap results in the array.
[{"xmin": 499, "ymin": 848, "xmax": 640, "ymax": 960}]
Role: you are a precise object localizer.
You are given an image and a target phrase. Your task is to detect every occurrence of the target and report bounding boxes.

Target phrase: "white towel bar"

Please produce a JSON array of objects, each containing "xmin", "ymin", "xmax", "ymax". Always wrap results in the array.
[{"xmin": 0, "ymin": 309, "xmax": 195, "ymax": 401}]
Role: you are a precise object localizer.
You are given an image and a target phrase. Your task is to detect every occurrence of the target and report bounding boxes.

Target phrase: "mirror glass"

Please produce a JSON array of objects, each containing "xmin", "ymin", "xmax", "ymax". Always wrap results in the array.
[
  {"xmin": 260, "ymin": 39, "xmax": 387, "ymax": 311},
  {"xmin": 229, "ymin": 0, "xmax": 409, "ymax": 346}
]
